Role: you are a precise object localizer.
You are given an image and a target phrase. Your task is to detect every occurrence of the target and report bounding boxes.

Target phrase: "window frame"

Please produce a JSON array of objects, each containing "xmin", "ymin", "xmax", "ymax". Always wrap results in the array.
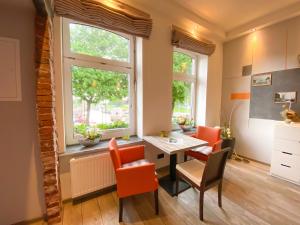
[
  {"xmin": 172, "ymin": 48, "xmax": 198, "ymax": 126},
  {"xmin": 62, "ymin": 18, "xmax": 135, "ymax": 145}
]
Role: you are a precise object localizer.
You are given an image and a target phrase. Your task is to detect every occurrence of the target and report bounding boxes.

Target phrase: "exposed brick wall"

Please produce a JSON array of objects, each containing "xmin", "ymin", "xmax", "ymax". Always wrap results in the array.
[{"xmin": 35, "ymin": 14, "xmax": 62, "ymax": 224}]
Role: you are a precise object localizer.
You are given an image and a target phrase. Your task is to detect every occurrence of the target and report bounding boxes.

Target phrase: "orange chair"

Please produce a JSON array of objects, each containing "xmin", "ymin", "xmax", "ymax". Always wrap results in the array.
[
  {"xmin": 109, "ymin": 138, "xmax": 159, "ymax": 222},
  {"xmin": 185, "ymin": 126, "xmax": 222, "ymax": 162}
]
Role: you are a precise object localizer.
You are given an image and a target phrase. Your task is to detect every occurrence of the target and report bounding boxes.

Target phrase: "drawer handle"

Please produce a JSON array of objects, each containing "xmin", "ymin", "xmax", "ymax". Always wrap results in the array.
[
  {"xmin": 281, "ymin": 151, "xmax": 293, "ymax": 155},
  {"xmin": 280, "ymin": 164, "xmax": 291, "ymax": 168}
]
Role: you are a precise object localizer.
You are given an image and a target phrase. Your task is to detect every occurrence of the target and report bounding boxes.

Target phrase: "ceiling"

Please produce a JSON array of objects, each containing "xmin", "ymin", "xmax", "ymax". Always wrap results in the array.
[{"xmin": 174, "ymin": 0, "xmax": 300, "ymax": 32}]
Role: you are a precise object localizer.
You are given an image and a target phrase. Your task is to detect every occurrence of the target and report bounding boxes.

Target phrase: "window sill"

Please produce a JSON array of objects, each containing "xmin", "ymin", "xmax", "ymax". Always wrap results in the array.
[
  {"xmin": 172, "ymin": 127, "xmax": 196, "ymax": 135},
  {"xmin": 59, "ymin": 136, "xmax": 143, "ymax": 159}
]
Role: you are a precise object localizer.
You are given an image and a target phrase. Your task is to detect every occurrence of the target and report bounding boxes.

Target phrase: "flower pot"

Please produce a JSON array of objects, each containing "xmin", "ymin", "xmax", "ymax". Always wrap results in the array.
[
  {"xmin": 78, "ymin": 137, "xmax": 100, "ymax": 147},
  {"xmin": 179, "ymin": 125, "xmax": 193, "ymax": 132},
  {"xmin": 221, "ymin": 137, "xmax": 235, "ymax": 159}
]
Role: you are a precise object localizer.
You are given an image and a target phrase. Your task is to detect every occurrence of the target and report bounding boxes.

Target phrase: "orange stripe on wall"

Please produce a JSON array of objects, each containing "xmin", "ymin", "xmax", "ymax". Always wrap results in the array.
[{"xmin": 231, "ymin": 92, "xmax": 250, "ymax": 100}]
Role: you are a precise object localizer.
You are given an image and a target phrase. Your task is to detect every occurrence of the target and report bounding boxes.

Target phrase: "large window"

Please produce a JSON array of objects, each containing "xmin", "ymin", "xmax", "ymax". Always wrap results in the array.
[
  {"xmin": 63, "ymin": 19, "xmax": 135, "ymax": 145},
  {"xmin": 172, "ymin": 49, "xmax": 197, "ymax": 126}
]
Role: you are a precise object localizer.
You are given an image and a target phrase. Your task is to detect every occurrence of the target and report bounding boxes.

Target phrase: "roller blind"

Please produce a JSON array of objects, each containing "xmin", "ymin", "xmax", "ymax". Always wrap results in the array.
[
  {"xmin": 54, "ymin": 0, "xmax": 152, "ymax": 38},
  {"xmin": 172, "ymin": 26, "xmax": 216, "ymax": 56}
]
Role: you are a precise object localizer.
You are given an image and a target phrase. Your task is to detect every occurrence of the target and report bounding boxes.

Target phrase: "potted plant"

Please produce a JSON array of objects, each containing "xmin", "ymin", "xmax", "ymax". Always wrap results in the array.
[
  {"xmin": 221, "ymin": 123, "xmax": 235, "ymax": 159},
  {"xmin": 75, "ymin": 125, "xmax": 102, "ymax": 147},
  {"xmin": 176, "ymin": 116, "xmax": 194, "ymax": 132}
]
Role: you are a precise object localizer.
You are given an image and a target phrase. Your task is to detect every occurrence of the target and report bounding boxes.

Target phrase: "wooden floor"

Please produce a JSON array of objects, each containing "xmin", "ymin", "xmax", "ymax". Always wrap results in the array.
[{"xmin": 32, "ymin": 159, "xmax": 300, "ymax": 225}]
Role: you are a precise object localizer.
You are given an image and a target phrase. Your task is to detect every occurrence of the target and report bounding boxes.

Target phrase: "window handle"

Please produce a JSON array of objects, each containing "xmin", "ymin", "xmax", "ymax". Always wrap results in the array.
[
  {"xmin": 281, "ymin": 151, "xmax": 292, "ymax": 155},
  {"xmin": 280, "ymin": 164, "xmax": 291, "ymax": 168}
]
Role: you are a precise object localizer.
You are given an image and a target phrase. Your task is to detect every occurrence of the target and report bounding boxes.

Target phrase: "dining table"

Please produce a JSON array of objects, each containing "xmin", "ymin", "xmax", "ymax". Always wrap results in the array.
[{"xmin": 143, "ymin": 132, "xmax": 208, "ymax": 196}]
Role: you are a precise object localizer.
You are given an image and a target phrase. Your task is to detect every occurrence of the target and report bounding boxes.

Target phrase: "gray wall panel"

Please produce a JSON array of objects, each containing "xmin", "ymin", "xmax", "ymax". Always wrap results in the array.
[{"xmin": 250, "ymin": 68, "xmax": 300, "ymax": 120}]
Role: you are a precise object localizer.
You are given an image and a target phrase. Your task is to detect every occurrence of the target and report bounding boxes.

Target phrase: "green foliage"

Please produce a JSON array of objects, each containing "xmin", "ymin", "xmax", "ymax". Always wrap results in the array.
[
  {"xmin": 70, "ymin": 23, "xmax": 129, "ymax": 62},
  {"xmin": 172, "ymin": 52, "xmax": 193, "ymax": 111},
  {"xmin": 96, "ymin": 120, "xmax": 128, "ymax": 130},
  {"xmin": 172, "ymin": 81, "xmax": 187, "ymax": 110},
  {"xmin": 74, "ymin": 121, "xmax": 128, "ymax": 136},
  {"xmin": 74, "ymin": 124, "xmax": 101, "ymax": 140},
  {"xmin": 74, "ymin": 123, "xmax": 89, "ymax": 135},
  {"xmin": 72, "ymin": 66, "xmax": 128, "ymax": 104},
  {"xmin": 173, "ymin": 51, "xmax": 193, "ymax": 74}
]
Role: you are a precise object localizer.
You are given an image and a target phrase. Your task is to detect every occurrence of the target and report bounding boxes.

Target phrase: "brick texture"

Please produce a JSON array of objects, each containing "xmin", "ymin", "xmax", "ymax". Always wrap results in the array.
[{"xmin": 35, "ymin": 15, "xmax": 62, "ymax": 224}]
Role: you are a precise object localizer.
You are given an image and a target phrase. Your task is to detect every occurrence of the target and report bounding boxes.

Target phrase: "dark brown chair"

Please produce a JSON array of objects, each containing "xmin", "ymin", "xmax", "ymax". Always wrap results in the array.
[{"xmin": 175, "ymin": 148, "xmax": 230, "ymax": 221}]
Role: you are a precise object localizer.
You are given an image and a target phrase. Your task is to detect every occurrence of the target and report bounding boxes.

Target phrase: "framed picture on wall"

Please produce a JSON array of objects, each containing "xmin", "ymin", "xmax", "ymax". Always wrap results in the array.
[
  {"xmin": 274, "ymin": 92, "xmax": 297, "ymax": 103},
  {"xmin": 251, "ymin": 73, "xmax": 272, "ymax": 86}
]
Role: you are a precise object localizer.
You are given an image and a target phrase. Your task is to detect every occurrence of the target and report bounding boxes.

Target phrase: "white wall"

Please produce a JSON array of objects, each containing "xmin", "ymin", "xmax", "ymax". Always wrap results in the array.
[
  {"xmin": 0, "ymin": 3, "xmax": 45, "ymax": 225},
  {"xmin": 222, "ymin": 16, "xmax": 300, "ymax": 164},
  {"xmin": 126, "ymin": 0, "xmax": 223, "ymax": 135}
]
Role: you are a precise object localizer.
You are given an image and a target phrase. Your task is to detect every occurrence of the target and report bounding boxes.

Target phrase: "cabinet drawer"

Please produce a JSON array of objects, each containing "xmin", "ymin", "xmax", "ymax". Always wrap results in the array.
[
  {"xmin": 270, "ymin": 151, "xmax": 300, "ymax": 183},
  {"xmin": 274, "ymin": 124, "xmax": 300, "ymax": 141},
  {"xmin": 274, "ymin": 139, "xmax": 300, "ymax": 155}
]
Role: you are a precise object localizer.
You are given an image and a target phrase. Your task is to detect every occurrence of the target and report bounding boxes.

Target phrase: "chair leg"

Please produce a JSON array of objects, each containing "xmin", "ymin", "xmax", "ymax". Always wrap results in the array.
[
  {"xmin": 154, "ymin": 189, "xmax": 159, "ymax": 215},
  {"xmin": 119, "ymin": 198, "xmax": 123, "ymax": 222},
  {"xmin": 199, "ymin": 190, "xmax": 204, "ymax": 221},
  {"xmin": 184, "ymin": 154, "xmax": 187, "ymax": 162},
  {"xmin": 218, "ymin": 182, "xmax": 222, "ymax": 208},
  {"xmin": 175, "ymin": 173, "xmax": 179, "ymax": 196}
]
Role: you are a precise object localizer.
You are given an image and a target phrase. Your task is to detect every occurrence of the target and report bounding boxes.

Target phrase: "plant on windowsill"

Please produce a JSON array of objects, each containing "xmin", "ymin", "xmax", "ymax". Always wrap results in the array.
[
  {"xmin": 75, "ymin": 125, "xmax": 102, "ymax": 147},
  {"xmin": 176, "ymin": 116, "xmax": 194, "ymax": 132}
]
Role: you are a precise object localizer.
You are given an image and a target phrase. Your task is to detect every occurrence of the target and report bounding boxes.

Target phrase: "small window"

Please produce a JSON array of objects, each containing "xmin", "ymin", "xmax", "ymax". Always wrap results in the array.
[
  {"xmin": 63, "ymin": 19, "xmax": 135, "ymax": 145},
  {"xmin": 172, "ymin": 49, "xmax": 197, "ymax": 127}
]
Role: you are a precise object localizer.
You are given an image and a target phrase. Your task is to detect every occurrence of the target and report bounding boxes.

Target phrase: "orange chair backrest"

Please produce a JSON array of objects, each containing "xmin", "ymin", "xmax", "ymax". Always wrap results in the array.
[
  {"xmin": 196, "ymin": 126, "xmax": 221, "ymax": 147},
  {"xmin": 109, "ymin": 138, "xmax": 122, "ymax": 169}
]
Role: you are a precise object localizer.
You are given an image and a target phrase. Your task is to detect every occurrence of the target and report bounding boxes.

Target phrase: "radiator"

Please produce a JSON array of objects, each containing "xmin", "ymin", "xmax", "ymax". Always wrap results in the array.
[{"xmin": 70, "ymin": 153, "xmax": 116, "ymax": 198}]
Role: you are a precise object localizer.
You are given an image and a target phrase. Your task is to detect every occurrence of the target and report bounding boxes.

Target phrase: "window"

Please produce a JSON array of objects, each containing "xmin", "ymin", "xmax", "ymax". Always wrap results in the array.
[
  {"xmin": 172, "ymin": 49, "xmax": 197, "ymax": 127},
  {"xmin": 63, "ymin": 19, "xmax": 135, "ymax": 145}
]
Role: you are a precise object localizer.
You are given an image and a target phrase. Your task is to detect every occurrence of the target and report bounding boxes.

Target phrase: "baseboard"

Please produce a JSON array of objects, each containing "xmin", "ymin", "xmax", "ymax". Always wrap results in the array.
[
  {"xmin": 13, "ymin": 214, "xmax": 46, "ymax": 225},
  {"xmin": 63, "ymin": 185, "xmax": 117, "ymax": 204},
  {"xmin": 237, "ymin": 154, "xmax": 270, "ymax": 166}
]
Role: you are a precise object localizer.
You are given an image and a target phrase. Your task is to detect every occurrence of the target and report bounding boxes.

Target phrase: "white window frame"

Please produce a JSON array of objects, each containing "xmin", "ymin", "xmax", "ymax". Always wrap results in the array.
[
  {"xmin": 62, "ymin": 18, "xmax": 135, "ymax": 145},
  {"xmin": 172, "ymin": 48, "xmax": 198, "ymax": 127}
]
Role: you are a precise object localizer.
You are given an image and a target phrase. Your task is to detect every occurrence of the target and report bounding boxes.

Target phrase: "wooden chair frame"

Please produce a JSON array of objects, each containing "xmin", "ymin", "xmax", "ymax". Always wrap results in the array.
[{"xmin": 175, "ymin": 148, "xmax": 230, "ymax": 221}]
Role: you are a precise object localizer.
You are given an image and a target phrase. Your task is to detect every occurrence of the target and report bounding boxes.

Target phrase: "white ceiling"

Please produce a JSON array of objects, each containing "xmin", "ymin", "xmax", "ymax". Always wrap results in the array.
[{"xmin": 174, "ymin": 0, "xmax": 300, "ymax": 32}]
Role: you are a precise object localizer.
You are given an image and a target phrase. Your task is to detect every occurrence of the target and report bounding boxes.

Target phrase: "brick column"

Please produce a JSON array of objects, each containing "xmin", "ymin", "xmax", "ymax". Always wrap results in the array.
[{"xmin": 35, "ymin": 14, "xmax": 62, "ymax": 224}]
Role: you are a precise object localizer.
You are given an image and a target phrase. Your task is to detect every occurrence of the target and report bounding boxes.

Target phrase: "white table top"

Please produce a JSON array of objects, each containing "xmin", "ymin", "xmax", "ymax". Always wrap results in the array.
[{"xmin": 143, "ymin": 132, "xmax": 208, "ymax": 155}]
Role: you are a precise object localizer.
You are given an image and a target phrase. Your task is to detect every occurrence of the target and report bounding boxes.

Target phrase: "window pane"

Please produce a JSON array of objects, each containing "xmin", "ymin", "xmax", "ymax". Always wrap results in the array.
[
  {"xmin": 69, "ymin": 23, "xmax": 130, "ymax": 62},
  {"xmin": 71, "ymin": 65, "xmax": 129, "ymax": 136},
  {"xmin": 173, "ymin": 51, "xmax": 193, "ymax": 75},
  {"xmin": 172, "ymin": 80, "xmax": 192, "ymax": 123}
]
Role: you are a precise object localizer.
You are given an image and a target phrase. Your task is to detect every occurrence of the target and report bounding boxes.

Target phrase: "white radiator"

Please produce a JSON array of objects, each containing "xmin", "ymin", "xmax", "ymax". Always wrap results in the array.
[{"xmin": 70, "ymin": 153, "xmax": 116, "ymax": 198}]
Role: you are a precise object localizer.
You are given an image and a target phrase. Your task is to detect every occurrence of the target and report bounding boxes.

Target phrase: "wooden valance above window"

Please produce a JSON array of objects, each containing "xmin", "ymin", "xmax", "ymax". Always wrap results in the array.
[
  {"xmin": 53, "ymin": 0, "xmax": 152, "ymax": 38},
  {"xmin": 172, "ymin": 26, "xmax": 216, "ymax": 56}
]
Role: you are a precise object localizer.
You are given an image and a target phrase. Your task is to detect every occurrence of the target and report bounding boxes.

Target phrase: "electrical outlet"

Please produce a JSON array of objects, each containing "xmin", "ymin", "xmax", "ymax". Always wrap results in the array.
[{"xmin": 157, "ymin": 153, "xmax": 164, "ymax": 159}]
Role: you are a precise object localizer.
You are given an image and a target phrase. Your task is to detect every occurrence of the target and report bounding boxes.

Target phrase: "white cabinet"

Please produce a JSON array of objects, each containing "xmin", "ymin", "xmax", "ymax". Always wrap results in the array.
[{"xmin": 271, "ymin": 123, "xmax": 300, "ymax": 185}]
